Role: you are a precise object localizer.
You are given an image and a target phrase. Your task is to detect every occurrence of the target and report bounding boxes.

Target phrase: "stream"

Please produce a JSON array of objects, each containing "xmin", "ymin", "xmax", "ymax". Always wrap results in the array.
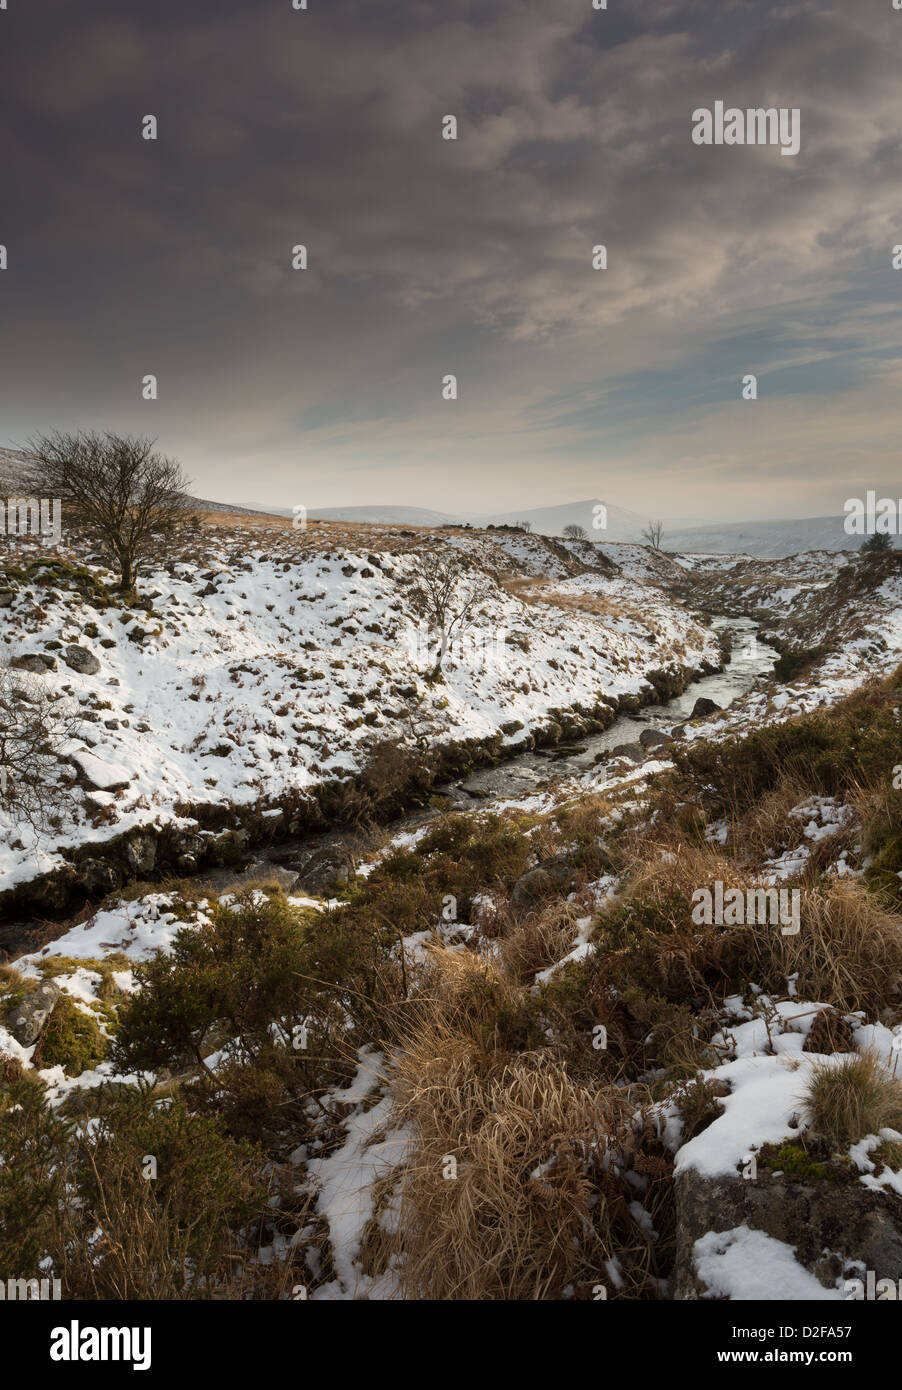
[
  {"xmin": 3, "ymin": 618, "xmax": 778, "ymax": 953},
  {"xmin": 231, "ymin": 617, "xmax": 777, "ymax": 890}
]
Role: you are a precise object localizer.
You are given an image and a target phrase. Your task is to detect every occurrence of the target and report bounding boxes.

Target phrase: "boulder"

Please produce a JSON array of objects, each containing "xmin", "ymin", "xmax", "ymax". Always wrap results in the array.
[
  {"xmin": 639, "ymin": 727, "xmax": 674, "ymax": 749},
  {"xmin": 63, "ymin": 645, "xmax": 101, "ymax": 675},
  {"xmin": 123, "ymin": 834, "xmax": 157, "ymax": 876},
  {"xmin": 291, "ymin": 846, "xmax": 355, "ymax": 897},
  {"xmin": 71, "ymin": 752, "xmax": 131, "ymax": 792},
  {"xmin": 11, "ymin": 652, "xmax": 56, "ymax": 674},
  {"xmin": 608, "ymin": 741, "xmax": 645, "ymax": 762},
  {"xmin": 6, "ymin": 981, "xmax": 61, "ymax": 1046},
  {"xmin": 79, "ymin": 858, "xmax": 122, "ymax": 896},
  {"xmin": 690, "ymin": 697, "xmax": 722, "ymax": 719},
  {"xmin": 511, "ymin": 854, "xmax": 579, "ymax": 909},
  {"xmin": 673, "ymin": 1166, "xmax": 902, "ymax": 1298}
]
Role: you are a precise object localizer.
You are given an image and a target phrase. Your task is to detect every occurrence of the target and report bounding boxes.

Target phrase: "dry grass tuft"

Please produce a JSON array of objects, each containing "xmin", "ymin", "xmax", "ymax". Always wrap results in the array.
[
  {"xmin": 804, "ymin": 1051, "xmax": 902, "ymax": 1149},
  {"xmin": 748, "ymin": 878, "xmax": 902, "ymax": 1014},
  {"xmin": 497, "ymin": 900, "xmax": 579, "ymax": 983},
  {"xmin": 382, "ymin": 945, "xmax": 669, "ymax": 1299}
]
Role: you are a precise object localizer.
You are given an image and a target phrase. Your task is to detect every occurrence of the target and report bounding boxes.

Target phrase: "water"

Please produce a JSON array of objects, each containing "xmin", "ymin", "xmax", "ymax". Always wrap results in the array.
[
  {"xmin": 439, "ymin": 618, "xmax": 777, "ymax": 805},
  {"xmin": 1, "ymin": 620, "xmax": 778, "ymax": 953}
]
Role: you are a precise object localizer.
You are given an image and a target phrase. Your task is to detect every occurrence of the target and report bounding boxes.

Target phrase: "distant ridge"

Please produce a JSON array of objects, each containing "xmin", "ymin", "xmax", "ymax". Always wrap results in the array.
[{"xmin": 2, "ymin": 443, "xmax": 884, "ymax": 558}]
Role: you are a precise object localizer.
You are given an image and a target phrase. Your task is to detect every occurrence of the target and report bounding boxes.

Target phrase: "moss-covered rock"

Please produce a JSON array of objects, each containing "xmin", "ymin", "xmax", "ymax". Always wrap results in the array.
[{"xmin": 33, "ymin": 995, "xmax": 108, "ymax": 1076}]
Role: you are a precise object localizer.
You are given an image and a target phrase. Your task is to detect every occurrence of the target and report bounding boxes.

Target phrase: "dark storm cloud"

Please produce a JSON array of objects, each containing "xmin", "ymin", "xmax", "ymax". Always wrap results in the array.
[{"xmin": 1, "ymin": 0, "xmax": 901, "ymax": 517}]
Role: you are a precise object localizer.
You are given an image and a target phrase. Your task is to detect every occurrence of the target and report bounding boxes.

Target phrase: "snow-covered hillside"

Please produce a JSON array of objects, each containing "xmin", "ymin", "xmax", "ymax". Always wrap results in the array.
[{"xmin": 0, "ymin": 522, "xmax": 719, "ymax": 895}]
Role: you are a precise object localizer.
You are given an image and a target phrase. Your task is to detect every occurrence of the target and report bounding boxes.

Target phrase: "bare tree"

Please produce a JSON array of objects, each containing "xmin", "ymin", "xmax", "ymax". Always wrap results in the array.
[
  {"xmin": 642, "ymin": 520, "xmax": 664, "ymax": 551},
  {"xmin": 404, "ymin": 548, "xmax": 493, "ymax": 681},
  {"xmin": 0, "ymin": 665, "xmax": 82, "ymax": 833},
  {"xmin": 515, "ymin": 520, "xmax": 532, "ymax": 533},
  {"xmin": 563, "ymin": 523, "xmax": 587, "ymax": 540},
  {"xmin": 27, "ymin": 430, "xmax": 194, "ymax": 590}
]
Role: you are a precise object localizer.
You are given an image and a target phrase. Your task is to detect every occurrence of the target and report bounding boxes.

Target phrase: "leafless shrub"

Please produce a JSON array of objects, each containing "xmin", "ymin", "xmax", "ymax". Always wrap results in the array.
[
  {"xmin": 0, "ymin": 664, "xmax": 81, "ymax": 832},
  {"xmin": 642, "ymin": 520, "xmax": 664, "ymax": 551},
  {"xmin": 404, "ymin": 547, "xmax": 493, "ymax": 680}
]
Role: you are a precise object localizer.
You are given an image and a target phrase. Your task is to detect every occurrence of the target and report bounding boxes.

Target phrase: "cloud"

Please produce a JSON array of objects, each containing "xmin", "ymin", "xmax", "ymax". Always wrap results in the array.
[{"xmin": 2, "ymin": 0, "xmax": 901, "ymax": 516}]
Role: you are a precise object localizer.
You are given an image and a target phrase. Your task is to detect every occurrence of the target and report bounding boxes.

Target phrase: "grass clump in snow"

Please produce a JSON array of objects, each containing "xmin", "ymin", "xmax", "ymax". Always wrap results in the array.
[
  {"xmin": 33, "ymin": 995, "xmax": 108, "ymax": 1076},
  {"xmin": 804, "ymin": 1051, "xmax": 902, "ymax": 1150}
]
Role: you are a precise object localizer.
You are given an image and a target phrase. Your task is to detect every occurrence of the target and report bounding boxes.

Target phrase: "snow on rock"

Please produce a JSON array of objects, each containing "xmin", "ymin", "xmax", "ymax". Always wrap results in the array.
[{"xmin": 692, "ymin": 1226, "xmax": 843, "ymax": 1300}]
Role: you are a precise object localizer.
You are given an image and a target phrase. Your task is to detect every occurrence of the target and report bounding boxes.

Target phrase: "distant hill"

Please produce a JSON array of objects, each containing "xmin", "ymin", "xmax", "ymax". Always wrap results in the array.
[
  {"xmin": 662, "ymin": 515, "xmax": 883, "ymax": 559},
  {"xmin": 303, "ymin": 504, "xmax": 461, "ymax": 526},
  {"xmin": 1, "ymin": 443, "xmax": 884, "ymax": 558},
  {"xmin": 289, "ymin": 497, "xmax": 651, "ymax": 542}
]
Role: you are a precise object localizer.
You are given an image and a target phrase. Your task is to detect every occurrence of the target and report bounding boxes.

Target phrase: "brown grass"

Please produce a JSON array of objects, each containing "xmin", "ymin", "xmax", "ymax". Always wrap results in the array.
[
  {"xmin": 497, "ymin": 901, "xmax": 580, "ymax": 983},
  {"xmin": 748, "ymin": 878, "xmax": 902, "ymax": 1014},
  {"xmin": 380, "ymin": 945, "xmax": 669, "ymax": 1299},
  {"xmin": 804, "ymin": 1050, "xmax": 902, "ymax": 1149}
]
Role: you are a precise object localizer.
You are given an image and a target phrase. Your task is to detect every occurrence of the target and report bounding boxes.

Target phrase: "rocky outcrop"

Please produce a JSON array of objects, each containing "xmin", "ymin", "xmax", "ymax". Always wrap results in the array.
[
  {"xmin": 673, "ymin": 1167, "xmax": 902, "ymax": 1298},
  {"xmin": 690, "ymin": 696, "xmax": 722, "ymax": 719}
]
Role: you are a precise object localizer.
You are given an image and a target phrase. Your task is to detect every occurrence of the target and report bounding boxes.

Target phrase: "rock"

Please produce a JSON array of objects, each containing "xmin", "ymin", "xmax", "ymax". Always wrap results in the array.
[
  {"xmin": 171, "ymin": 831, "xmax": 205, "ymax": 868},
  {"xmin": 11, "ymin": 652, "xmax": 56, "ymax": 673},
  {"xmin": 243, "ymin": 860, "xmax": 299, "ymax": 893},
  {"xmin": 70, "ymin": 752, "xmax": 131, "ymax": 792},
  {"xmin": 123, "ymin": 834, "xmax": 157, "ymax": 876},
  {"xmin": 670, "ymin": 724, "xmax": 687, "ymax": 740},
  {"xmin": 608, "ymin": 742, "xmax": 645, "ymax": 762},
  {"xmin": 0, "ymin": 589, "xmax": 15, "ymax": 608},
  {"xmin": 292, "ymin": 846, "xmax": 355, "ymax": 896},
  {"xmin": 64, "ymin": 645, "xmax": 101, "ymax": 675},
  {"xmin": 639, "ymin": 728, "xmax": 673, "ymax": 749},
  {"xmin": 673, "ymin": 1166, "xmax": 902, "ymax": 1298},
  {"xmin": 690, "ymin": 697, "xmax": 722, "ymax": 719},
  {"xmin": 79, "ymin": 858, "xmax": 122, "ymax": 895},
  {"xmin": 6, "ymin": 982, "xmax": 61, "ymax": 1046},
  {"xmin": 511, "ymin": 854, "xmax": 579, "ymax": 909}
]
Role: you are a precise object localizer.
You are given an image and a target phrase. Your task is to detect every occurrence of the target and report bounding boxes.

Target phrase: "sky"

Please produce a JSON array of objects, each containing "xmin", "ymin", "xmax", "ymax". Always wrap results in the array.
[{"xmin": 2, "ymin": 0, "xmax": 901, "ymax": 522}]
